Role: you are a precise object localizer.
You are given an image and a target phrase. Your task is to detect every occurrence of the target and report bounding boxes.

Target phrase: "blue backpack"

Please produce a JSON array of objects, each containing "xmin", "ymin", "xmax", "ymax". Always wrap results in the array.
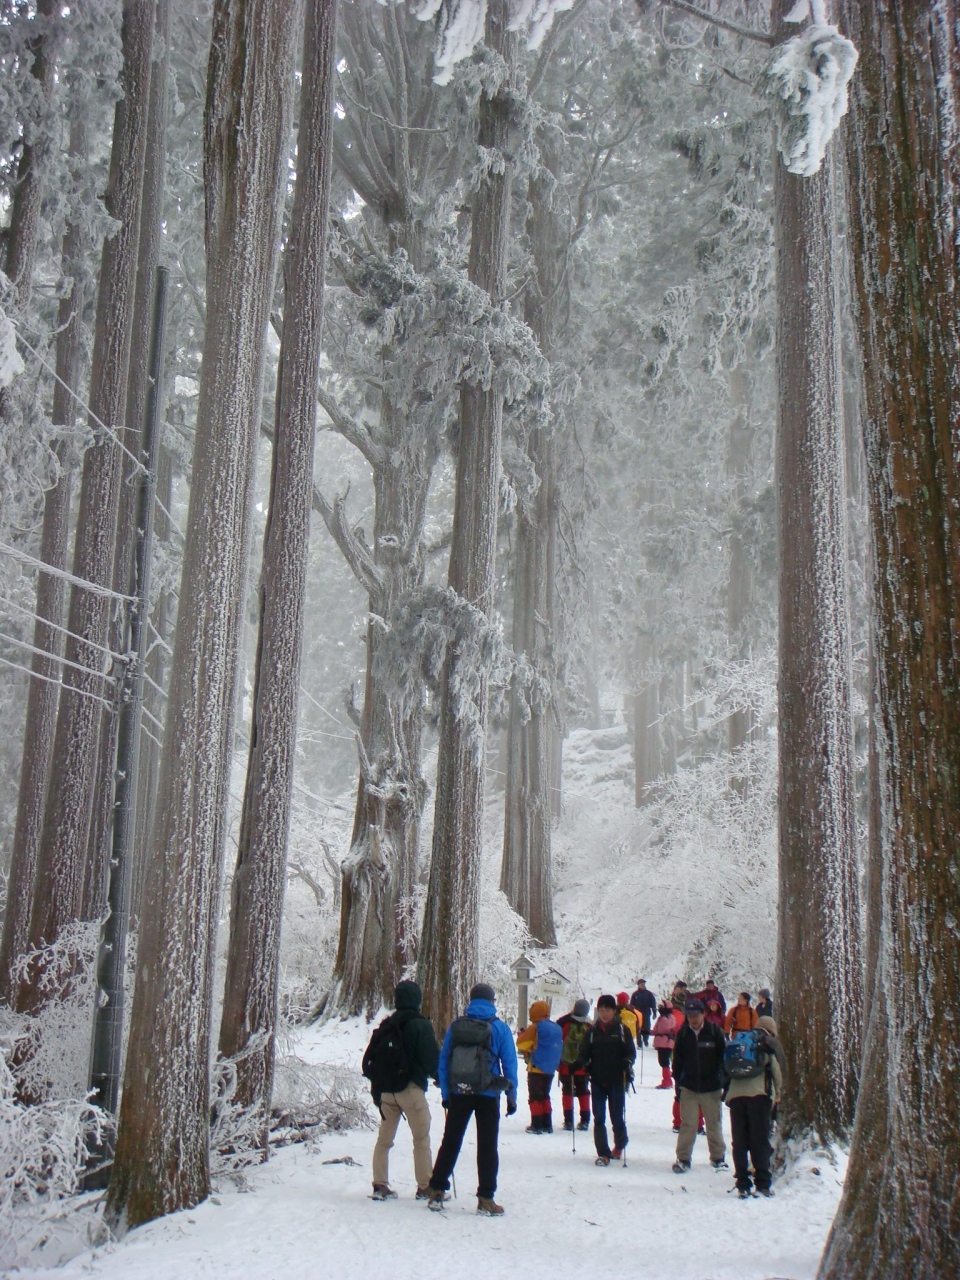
[
  {"xmin": 724, "ymin": 1030, "xmax": 768, "ymax": 1080},
  {"xmin": 531, "ymin": 1019, "xmax": 563, "ymax": 1074}
]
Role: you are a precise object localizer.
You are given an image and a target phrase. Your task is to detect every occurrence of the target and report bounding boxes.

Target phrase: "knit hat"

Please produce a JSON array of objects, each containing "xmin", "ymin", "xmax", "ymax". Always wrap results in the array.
[
  {"xmin": 673, "ymin": 988, "xmax": 687, "ymax": 1009},
  {"xmin": 616, "ymin": 991, "xmax": 629, "ymax": 1006},
  {"xmin": 470, "ymin": 982, "xmax": 496, "ymax": 1004},
  {"xmin": 529, "ymin": 1000, "xmax": 550, "ymax": 1022},
  {"xmin": 757, "ymin": 1015, "xmax": 778, "ymax": 1036},
  {"xmin": 759, "ymin": 987, "xmax": 772, "ymax": 999},
  {"xmin": 572, "ymin": 998, "xmax": 591, "ymax": 1019},
  {"xmin": 596, "ymin": 994, "xmax": 617, "ymax": 1010},
  {"xmin": 394, "ymin": 979, "xmax": 422, "ymax": 1011},
  {"xmin": 686, "ymin": 998, "xmax": 705, "ymax": 1014}
]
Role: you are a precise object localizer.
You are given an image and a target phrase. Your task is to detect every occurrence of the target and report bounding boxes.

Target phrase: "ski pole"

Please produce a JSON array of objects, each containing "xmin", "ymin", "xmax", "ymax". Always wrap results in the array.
[
  {"xmin": 639, "ymin": 1039, "xmax": 644, "ymax": 1085},
  {"xmin": 452, "ymin": 1171, "xmax": 457, "ymax": 1200}
]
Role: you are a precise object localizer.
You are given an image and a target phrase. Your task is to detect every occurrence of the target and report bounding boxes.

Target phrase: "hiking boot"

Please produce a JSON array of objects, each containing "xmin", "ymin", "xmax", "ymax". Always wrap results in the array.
[
  {"xmin": 416, "ymin": 1187, "xmax": 448, "ymax": 1202},
  {"xmin": 594, "ymin": 1156, "xmax": 610, "ymax": 1166},
  {"xmin": 371, "ymin": 1184, "xmax": 397, "ymax": 1201},
  {"xmin": 757, "ymin": 1187, "xmax": 775, "ymax": 1198},
  {"xmin": 672, "ymin": 1160, "xmax": 691, "ymax": 1174},
  {"xmin": 562, "ymin": 1117, "xmax": 574, "ymax": 1131},
  {"xmin": 697, "ymin": 1126, "xmax": 706, "ymax": 1136},
  {"xmin": 711, "ymin": 1158, "xmax": 729, "ymax": 1171},
  {"xmin": 611, "ymin": 1146, "xmax": 623, "ymax": 1160},
  {"xmin": 477, "ymin": 1196, "xmax": 504, "ymax": 1216},
  {"xmin": 577, "ymin": 1116, "xmax": 590, "ymax": 1131},
  {"xmin": 737, "ymin": 1187, "xmax": 754, "ymax": 1200},
  {"xmin": 672, "ymin": 1125, "xmax": 681, "ymax": 1133},
  {"xmin": 425, "ymin": 1188, "xmax": 446, "ymax": 1211},
  {"xmin": 525, "ymin": 1124, "xmax": 546, "ymax": 1135}
]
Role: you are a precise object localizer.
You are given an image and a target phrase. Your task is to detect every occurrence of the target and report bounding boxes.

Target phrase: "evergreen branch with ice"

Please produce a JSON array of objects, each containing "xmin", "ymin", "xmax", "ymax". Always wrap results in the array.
[{"xmin": 764, "ymin": 15, "xmax": 857, "ymax": 177}]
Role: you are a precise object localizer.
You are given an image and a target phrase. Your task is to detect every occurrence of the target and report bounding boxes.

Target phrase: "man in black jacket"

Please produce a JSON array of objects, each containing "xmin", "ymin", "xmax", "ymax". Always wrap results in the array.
[
  {"xmin": 630, "ymin": 979, "xmax": 657, "ymax": 1046},
  {"xmin": 671, "ymin": 998, "xmax": 727, "ymax": 1173},
  {"xmin": 576, "ymin": 994, "xmax": 636, "ymax": 1165},
  {"xmin": 368, "ymin": 980, "xmax": 440, "ymax": 1200}
]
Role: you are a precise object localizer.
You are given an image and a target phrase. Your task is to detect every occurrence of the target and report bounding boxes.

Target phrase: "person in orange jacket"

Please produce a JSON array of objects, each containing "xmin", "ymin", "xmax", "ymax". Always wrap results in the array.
[
  {"xmin": 516, "ymin": 1001, "xmax": 563, "ymax": 1133},
  {"xmin": 724, "ymin": 992, "xmax": 759, "ymax": 1036}
]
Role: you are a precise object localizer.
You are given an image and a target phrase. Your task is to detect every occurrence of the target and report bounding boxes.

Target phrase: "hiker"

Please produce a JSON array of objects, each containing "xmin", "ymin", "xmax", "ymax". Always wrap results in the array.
[
  {"xmin": 723, "ymin": 1016, "xmax": 783, "ymax": 1198},
  {"xmin": 704, "ymin": 997, "xmax": 725, "ymax": 1030},
  {"xmin": 516, "ymin": 1000, "xmax": 563, "ymax": 1134},
  {"xmin": 670, "ymin": 980, "xmax": 689, "ymax": 1014},
  {"xmin": 362, "ymin": 980, "xmax": 440, "ymax": 1201},
  {"xmin": 616, "ymin": 991, "xmax": 641, "ymax": 1044},
  {"xmin": 652, "ymin": 1000, "xmax": 677, "ymax": 1089},
  {"xmin": 575, "ymin": 993, "xmax": 636, "ymax": 1166},
  {"xmin": 426, "ymin": 983, "xmax": 518, "ymax": 1217},
  {"xmin": 671, "ymin": 998, "xmax": 728, "ymax": 1174},
  {"xmin": 630, "ymin": 979, "xmax": 658, "ymax": 1045},
  {"xmin": 756, "ymin": 988, "xmax": 774, "ymax": 1019},
  {"xmin": 667, "ymin": 998, "xmax": 687, "ymax": 1130},
  {"xmin": 556, "ymin": 998, "xmax": 593, "ymax": 1130},
  {"xmin": 756, "ymin": 1014, "xmax": 786, "ymax": 1132},
  {"xmin": 724, "ymin": 991, "xmax": 759, "ymax": 1036},
  {"xmin": 693, "ymin": 977, "xmax": 726, "ymax": 1014}
]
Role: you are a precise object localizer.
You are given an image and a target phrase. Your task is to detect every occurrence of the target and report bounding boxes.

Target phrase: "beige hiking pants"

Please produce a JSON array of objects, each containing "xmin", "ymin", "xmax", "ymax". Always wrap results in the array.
[
  {"xmin": 676, "ymin": 1087, "xmax": 725, "ymax": 1164},
  {"xmin": 372, "ymin": 1083, "xmax": 433, "ymax": 1191}
]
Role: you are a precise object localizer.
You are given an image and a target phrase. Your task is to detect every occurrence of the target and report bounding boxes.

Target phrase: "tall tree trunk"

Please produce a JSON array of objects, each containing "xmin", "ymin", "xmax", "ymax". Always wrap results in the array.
[
  {"xmin": 219, "ymin": 0, "xmax": 338, "ymax": 1139},
  {"xmin": 418, "ymin": 0, "xmax": 517, "ymax": 1032},
  {"xmin": 772, "ymin": 0, "xmax": 861, "ymax": 1143},
  {"xmin": 0, "ymin": 120, "xmax": 86, "ymax": 1003},
  {"xmin": 17, "ymin": 0, "xmax": 156, "ymax": 1014},
  {"xmin": 726, "ymin": 365, "xmax": 754, "ymax": 782},
  {"xmin": 633, "ymin": 630, "xmax": 658, "ymax": 807},
  {"xmin": 105, "ymin": 0, "xmax": 299, "ymax": 1231},
  {"xmin": 500, "ymin": 148, "xmax": 561, "ymax": 948},
  {"xmin": 819, "ymin": 5, "xmax": 960, "ymax": 1276}
]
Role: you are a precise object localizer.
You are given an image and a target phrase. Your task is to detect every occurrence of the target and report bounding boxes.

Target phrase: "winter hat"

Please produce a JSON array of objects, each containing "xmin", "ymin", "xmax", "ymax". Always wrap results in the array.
[
  {"xmin": 685, "ymin": 998, "xmax": 705, "ymax": 1014},
  {"xmin": 394, "ymin": 979, "xmax": 422, "ymax": 1011},
  {"xmin": 757, "ymin": 1016, "xmax": 778, "ymax": 1036},
  {"xmin": 529, "ymin": 1000, "xmax": 550, "ymax": 1022},
  {"xmin": 673, "ymin": 988, "xmax": 688, "ymax": 1009},
  {"xmin": 616, "ymin": 991, "xmax": 630, "ymax": 1006},
  {"xmin": 596, "ymin": 994, "xmax": 618, "ymax": 1011},
  {"xmin": 470, "ymin": 982, "xmax": 496, "ymax": 1004},
  {"xmin": 572, "ymin": 998, "xmax": 591, "ymax": 1020},
  {"xmin": 759, "ymin": 987, "xmax": 772, "ymax": 999}
]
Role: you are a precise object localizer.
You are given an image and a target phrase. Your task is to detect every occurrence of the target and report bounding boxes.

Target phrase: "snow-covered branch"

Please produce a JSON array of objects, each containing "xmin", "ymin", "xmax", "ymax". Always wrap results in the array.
[
  {"xmin": 316, "ymin": 387, "xmax": 384, "ymax": 469},
  {"xmin": 765, "ymin": 19, "xmax": 858, "ymax": 177},
  {"xmin": 311, "ymin": 484, "xmax": 385, "ymax": 599}
]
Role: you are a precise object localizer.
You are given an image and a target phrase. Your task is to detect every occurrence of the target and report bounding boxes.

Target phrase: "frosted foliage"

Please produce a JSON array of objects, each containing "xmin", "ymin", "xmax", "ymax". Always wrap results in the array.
[
  {"xmin": 766, "ymin": 24, "xmax": 858, "ymax": 177},
  {"xmin": 412, "ymin": 0, "xmax": 573, "ymax": 84},
  {"xmin": 0, "ymin": 305, "xmax": 24, "ymax": 389}
]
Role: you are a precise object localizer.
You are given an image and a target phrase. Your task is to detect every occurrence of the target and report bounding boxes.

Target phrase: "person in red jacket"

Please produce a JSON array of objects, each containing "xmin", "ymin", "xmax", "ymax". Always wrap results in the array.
[
  {"xmin": 704, "ymin": 997, "xmax": 725, "ymax": 1030},
  {"xmin": 693, "ymin": 978, "xmax": 726, "ymax": 1014}
]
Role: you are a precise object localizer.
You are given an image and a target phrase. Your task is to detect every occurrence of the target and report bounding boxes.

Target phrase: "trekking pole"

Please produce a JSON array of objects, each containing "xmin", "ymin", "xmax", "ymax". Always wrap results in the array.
[
  {"xmin": 639, "ymin": 1039, "xmax": 644, "ymax": 1085},
  {"xmin": 452, "ymin": 1171, "xmax": 457, "ymax": 1201},
  {"xmin": 572, "ymin": 1110, "xmax": 577, "ymax": 1156}
]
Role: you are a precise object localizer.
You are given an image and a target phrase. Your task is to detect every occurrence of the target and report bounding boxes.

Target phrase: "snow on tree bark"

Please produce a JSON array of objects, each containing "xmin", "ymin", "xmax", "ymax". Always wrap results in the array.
[
  {"xmin": 418, "ymin": 0, "xmax": 518, "ymax": 1032},
  {"xmin": 105, "ymin": 0, "xmax": 299, "ymax": 1231},
  {"xmin": 818, "ymin": 4, "xmax": 960, "ymax": 1276},
  {"xmin": 219, "ymin": 0, "xmax": 338, "ymax": 1141},
  {"xmin": 726, "ymin": 366, "xmax": 755, "ymax": 778},
  {"xmin": 773, "ymin": 0, "xmax": 860, "ymax": 1146},
  {"xmin": 17, "ymin": 0, "xmax": 156, "ymax": 1017}
]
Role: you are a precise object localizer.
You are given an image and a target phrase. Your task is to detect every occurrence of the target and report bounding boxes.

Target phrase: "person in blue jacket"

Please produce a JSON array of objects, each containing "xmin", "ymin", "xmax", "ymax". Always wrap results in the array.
[{"xmin": 426, "ymin": 983, "xmax": 519, "ymax": 1216}]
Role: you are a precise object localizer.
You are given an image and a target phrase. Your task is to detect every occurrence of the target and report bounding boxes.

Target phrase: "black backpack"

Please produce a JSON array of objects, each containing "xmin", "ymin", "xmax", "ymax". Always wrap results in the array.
[
  {"xmin": 362, "ymin": 1013, "xmax": 413, "ymax": 1104},
  {"xmin": 447, "ymin": 1017, "xmax": 502, "ymax": 1096}
]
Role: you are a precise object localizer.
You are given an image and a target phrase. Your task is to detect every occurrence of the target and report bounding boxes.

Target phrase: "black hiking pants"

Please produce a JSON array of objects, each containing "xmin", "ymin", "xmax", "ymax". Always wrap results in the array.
[
  {"xmin": 591, "ymin": 1078, "xmax": 627, "ymax": 1157},
  {"xmin": 429, "ymin": 1096, "xmax": 500, "ymax": 1199},
  {"xmin": 729, "ymin": 1094, "xmax": 773, "ymax": 1192}
]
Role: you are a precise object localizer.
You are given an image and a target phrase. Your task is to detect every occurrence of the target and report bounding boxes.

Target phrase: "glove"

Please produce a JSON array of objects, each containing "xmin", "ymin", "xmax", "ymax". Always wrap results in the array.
[
  {"xmin": 506, "ymin": 1093, "xmax": 518, "ymax": 1116},
  {"xmin": 441, "ymin": 1100, "xmax": 448, "ymax": 1110}
]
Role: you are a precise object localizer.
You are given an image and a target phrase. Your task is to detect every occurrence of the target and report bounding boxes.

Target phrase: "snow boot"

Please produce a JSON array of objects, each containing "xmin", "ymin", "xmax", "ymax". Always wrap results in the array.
[
  {"xmin": 757, "ymin": 1187, "xmax": 775, "ymax": 1198},
  {"xmin": 594, "ymin": 1156, "xmax": 610, "ymax": 1167},
  {"xmin": 371, "ymin": 1184, "xmax": 397, "ymax": 1201},
  {"xmin": 477, "ymin": 1197, "xmax": 505, "ymax": 1216},
  {"xmin": 672, "ymin": 1160, "xmax": 691, "ymax": 1174},
  {"xmin": 737, "ymin": 1187, "xmax": 754, "ymax": 1200},
  {"xmin": 577, "ymin": 1115, "xmax": 590, "ymax": 1131},
  {"xmin": 611, "ymin": 1146, "xmax": 622, "ymax": 1160},
  {"xmin": 656, "ymin": 1067, "xmax": 672, "ymax": 1089},
  {"xmin": 425, "ymin": 1188, "xmax": 446, "ymax": 1211},
  {"xmin": 563, "ymin": 1117, "xmax": 574, "ymax": 1131}
]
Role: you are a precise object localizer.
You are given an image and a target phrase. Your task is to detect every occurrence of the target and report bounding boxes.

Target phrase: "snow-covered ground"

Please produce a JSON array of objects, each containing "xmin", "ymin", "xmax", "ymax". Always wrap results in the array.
[{"xmin": 14, "ymin": 1015, "xmax": 844, "ymax": 1280}]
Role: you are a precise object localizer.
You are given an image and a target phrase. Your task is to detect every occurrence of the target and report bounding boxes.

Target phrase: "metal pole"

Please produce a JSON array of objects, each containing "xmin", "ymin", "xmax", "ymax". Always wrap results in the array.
[{"xmin": 88, "ymin": 266, "xmax": 168, "ymax": 1137}]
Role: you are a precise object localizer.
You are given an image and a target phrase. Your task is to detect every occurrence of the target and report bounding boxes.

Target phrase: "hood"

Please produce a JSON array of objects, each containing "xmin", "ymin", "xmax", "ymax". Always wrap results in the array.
[
  {"xmin": 394, "ymin": 980, "xmax": 422, "ymax": 1012},
  {"xmin": 757, "ymin": 1015, "xmax": 778, "ymax": 1036},
  {"xmin": 465, "ymin": 998, "xmax": 497, "ymax": 1021},
  {"xmin": 529, "ymin": 1000, "xmax": 550, "ymax": 1022}
]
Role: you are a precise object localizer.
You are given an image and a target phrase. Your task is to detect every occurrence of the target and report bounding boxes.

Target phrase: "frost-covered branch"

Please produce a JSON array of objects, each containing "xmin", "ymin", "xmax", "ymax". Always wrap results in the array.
[
  {"xmin": 316, "ymin": 387, "xmax": 384, "ymax": 468},
  {"xmin": 311, "ymin": 484, "xmax": 384, "ymax": 598},
  {"xmin": 655, "ymin": 0, "xmax": 775, "ymax": 47},
  {"xmin": 764, "ymin": 20, "xmax": 857, "ymax": 176}
]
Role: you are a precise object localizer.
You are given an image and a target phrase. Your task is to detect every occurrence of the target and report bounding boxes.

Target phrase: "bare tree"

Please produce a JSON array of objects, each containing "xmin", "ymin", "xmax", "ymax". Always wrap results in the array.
[
  {"xmin": 819, "ymin": 4, "xmax": 960, "ymax": 1276},
  {"xmin": 219, "ymin": 0, "xmax": 339, "ymax": 1143},
  {"xmin": 105, "ymin": 0, "xmax": 300, "ymax": 1230},
  {"xmin": 418, "ymin": 0, "xmax": 518, "ymax": 1031}
]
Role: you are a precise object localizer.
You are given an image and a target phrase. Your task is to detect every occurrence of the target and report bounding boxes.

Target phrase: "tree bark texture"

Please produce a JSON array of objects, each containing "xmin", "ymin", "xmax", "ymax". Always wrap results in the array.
[
  {"xmin": 0, "ymin": 143, "xmax": 85, "ymax": 1003},
  {"xmin": 106, "ymin": 0, "xmax": 299, "ymax": 1231},
  {"xmin": 819, "ymin": 5, "xmax": 960, "ymax": 1276},
  {"xmin": 633, "ymin": 630, "xmax": 659, "ymax": 807},
  {"xmin": 18, "ymin": 0, "xmax": 156, "ymax": 1013},
  {"xmin": 219, "ymin": 0, "xmax": 338, "ymax": 1138},
  {"xmin": 418, "ymin": 0, "xmax": 517, "ymax": 1033},
  {"xmin": 726, "ymin": 365, "xmax": 755, "ymax": 775},
  {"xmin": 500, "ymin": 149, "xmax": 562, "ymax": 948},
  {"xmin": 773, "ymin": 125, "xmax": 861, "ymax": 1145}
]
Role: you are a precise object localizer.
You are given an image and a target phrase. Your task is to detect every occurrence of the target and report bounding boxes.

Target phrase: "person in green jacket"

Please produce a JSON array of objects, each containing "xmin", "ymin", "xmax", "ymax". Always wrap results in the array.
[{"xmin": 367, "ymin": 980, "xmax": 440, "ymax": 1200}]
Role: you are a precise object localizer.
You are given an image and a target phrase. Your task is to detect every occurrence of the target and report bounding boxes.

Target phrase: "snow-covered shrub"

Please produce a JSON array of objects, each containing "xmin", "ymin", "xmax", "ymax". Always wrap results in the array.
[
  {"xmin": 766, "ymin": 15, "xmax": 858, "ymax": 177},
  {"xmin": 0, "ymin": 295, "xmax": 25, "ymax": 389}
]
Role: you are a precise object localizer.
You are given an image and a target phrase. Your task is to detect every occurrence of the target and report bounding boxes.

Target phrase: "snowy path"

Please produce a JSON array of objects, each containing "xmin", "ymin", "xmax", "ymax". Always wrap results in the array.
[{"xmin": 16, "ymin": 1018, "xmax": 844, "ymax": 1280}]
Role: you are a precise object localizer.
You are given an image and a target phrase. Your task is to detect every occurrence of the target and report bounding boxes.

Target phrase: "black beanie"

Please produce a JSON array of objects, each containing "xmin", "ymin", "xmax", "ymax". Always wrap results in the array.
[
  {"xmin": 394, "ymin": 979, "xmax": 422, "ymax": 1011},
  {"xmin": 470, "ymin": 982, "xmax": 496, "ymax": 1003},
  {"xmin": 597, "ymin": 993, "xmax": 617, "ymax": 1010}
]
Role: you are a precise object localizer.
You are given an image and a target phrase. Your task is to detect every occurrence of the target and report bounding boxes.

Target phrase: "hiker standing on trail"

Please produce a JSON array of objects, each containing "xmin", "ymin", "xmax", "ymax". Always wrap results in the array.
[
  {"xmin": 756, "ymin": 1014, "xmax": 786, "ymax": 1132},
  {"xmin": 756, "ymin": 988, "xmax": 774, "ymax": 1020},
  {"xmin": 693, "ymin": 977, "xmax": 726, "ymax": 1014},
  {"xmin": 575, "ymin": 993, "xmax": 636, "ymax": 1166},
  {"xmin": 363, "ymin": 980, "xmax": 440, "ymax": 1201},
  {"xmin": 724, "ymin": 991, "xmax": 759, "ymax": 1036},
  {"xmin": 616, "ymin": 991, "xmax": 641, "ymax": 1044},
  {"xmin": 556, "ymin": 998, "xmax": 593, "ymax": 1130},
  {"xmin": 426, "ymin": 983, "xmax": 518, "ymax": 1217},
  {"xmin": 724, "ymin": 1017, "xmax": 783, "ymax": 1198},
  {"xmin": 516, "ymin": 1000, "xmax": 563, "ymax": 1134},
  {"xmin": 704, "ymin": 997, "xmax": 725, "ymax": 1030},
  {"xmin": 670, "ymin": 981, "xmax": 689, "ymax": 1015},
  {"xmin": 630, "ymin": 978, "xmax": 657, "ymax": 1046},
  {"xmin": 671, "ymin": 998, "xmax": 728, "ymax": 1174},
  {"xmin": 652, "ymin": 1000, "xmax": 677, "ymax": 1089}
]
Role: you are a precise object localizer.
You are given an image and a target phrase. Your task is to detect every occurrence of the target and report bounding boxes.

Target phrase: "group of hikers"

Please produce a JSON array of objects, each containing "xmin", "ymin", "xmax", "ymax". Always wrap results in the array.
[{"xmin": 361, "ymin": 976, "xmax": 782, "ymax": 1216}]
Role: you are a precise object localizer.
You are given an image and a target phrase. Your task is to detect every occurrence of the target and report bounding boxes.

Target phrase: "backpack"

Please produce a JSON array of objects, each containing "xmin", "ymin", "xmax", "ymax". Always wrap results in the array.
[
  {"xmin": 531, "ymin": 1019, "xmax": 564, "ymax": 1074},
  {"xmin": 724, "ymin": 1029, "xmax": 769, "ymax": 1080},
  {"xmin": 447, "ymin": 1017, "xmax": 502, "ymax": 1096},
  {"xmin": 561, "ymin": 1019, "xmax": 589, "ymax": 1066},
  {"xmin": 362, "ymin": 1012, "xmax": 413, "ymax": 1103}
]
